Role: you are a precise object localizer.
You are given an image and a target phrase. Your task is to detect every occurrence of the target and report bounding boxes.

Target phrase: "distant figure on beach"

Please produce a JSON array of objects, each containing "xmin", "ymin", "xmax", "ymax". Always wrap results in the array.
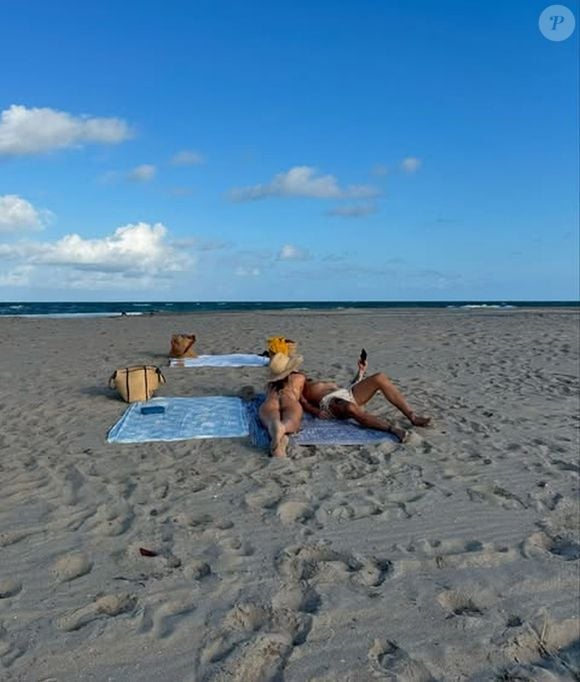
[
  {"xmin": 300, "ymin": 356, "xmax": 431, "ymax": 442},
  {"xmin": 259, "ymin": 353, "xmax": 305, "ymax": 457}
]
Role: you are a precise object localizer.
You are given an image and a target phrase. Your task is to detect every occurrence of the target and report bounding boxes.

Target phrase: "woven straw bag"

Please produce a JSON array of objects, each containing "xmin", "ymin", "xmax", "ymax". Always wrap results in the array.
[{"xmin": 108, "ymin": 365, "xmax": 166, "ymax": 403}]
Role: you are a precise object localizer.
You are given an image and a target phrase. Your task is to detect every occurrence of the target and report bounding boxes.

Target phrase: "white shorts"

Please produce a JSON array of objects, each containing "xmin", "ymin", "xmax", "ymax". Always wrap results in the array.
[{"xmin": 319, "ymin": 387, "xmax": 356, "ymax": 417}]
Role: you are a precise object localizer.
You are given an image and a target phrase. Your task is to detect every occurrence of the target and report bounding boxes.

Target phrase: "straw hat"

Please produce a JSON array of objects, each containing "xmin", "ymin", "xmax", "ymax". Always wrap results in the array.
[{"xmin": 267, "ymin": 352, "xmax": 304, "ymax": 382}]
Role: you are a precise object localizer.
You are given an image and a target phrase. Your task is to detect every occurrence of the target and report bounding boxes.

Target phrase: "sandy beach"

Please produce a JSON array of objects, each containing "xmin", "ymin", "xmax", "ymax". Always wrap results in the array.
[{"xmin": 0, "ymin": 307, "xmax": 578, "ymax": 681}]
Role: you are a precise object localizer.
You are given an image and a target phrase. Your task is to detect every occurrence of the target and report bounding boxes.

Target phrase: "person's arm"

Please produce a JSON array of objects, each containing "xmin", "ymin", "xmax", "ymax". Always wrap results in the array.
[
  {"xmin": 300, "ymin": 394, "xmax": 324, "ymax": 418},
  {"xmin": 350, "ymin": 358, "xmax": 368, "ymax": 386}
]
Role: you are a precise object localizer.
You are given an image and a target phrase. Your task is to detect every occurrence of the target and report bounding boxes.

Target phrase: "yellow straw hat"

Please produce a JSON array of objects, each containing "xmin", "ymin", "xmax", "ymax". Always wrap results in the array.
[{"xmin": 267, "ymin": 352, "xmax": 304, "ymax": 382}]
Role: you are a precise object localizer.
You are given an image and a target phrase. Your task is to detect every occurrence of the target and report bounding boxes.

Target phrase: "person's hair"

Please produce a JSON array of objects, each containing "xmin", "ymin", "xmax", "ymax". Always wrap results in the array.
[{"xmin": 270, "ymin": 371, "xmax": 304, "ymax": 391}]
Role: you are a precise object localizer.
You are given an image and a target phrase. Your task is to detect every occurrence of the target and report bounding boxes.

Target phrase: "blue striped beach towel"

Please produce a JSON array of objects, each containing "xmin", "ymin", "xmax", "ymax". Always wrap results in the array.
[{"xmin": 107, "ymin": 396, "xmax": 249, "ymax": 443}]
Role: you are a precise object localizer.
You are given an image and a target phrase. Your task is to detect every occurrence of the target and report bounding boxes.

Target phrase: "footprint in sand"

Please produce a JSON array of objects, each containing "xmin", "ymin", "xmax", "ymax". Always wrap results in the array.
[
  {"xmin": 276, "ymin": 543, "xmax": 392, "ymax": 589},
  {"xmin": 56, "ymin": 593, "xmax": 137, "ymax": 632},
  {"xmin": 220, "ymin": 633, "xmax": 294, "ymax": 682},
  {"xmin": 139, "ymin": 595, "xmax": 196, "ymax": 639},
  {"xmin": 368, "ymin": 639, "xmax": 435, "ymax": 681},
  {"xmin": 436, "ymin": 589, "xmax": 486, "ymax": 619},
  {"xmin": 271, "ymin": 584, "xmax": 321, "ymax": 615},
  {"xmin": 529, "ymin": 486, "xmax": 563, "ymax": 513},
  {"xmin": 0, "ymin": 578, "xmax": 22, "ymax": 599},
  {"xmin": 316, "ymin": 490, "xmax": 387, "ymax": 523},
  {"xmin": 223, "ymin": 536, "xmax": 255, "ymax": 557},
  {"xmin": 244, "ymin": 483, "xmax": 283, "ymax": 512},
  {"xmin": 276, "ymin": 500, "xmax": 316, "ymax": 525},
  {"xmin": 394, "ymin": 538, "xmax": 518, "ymax": 573},
  {"xmin": 201, "ymin": 601, "xmax": 311, "ymax": 679},
  {"xmin": 183, "ymin": 559, "xmax": 211, "ymax": 580},
  {"xmin": 89, "ymin": 502, "xmax": 135, "ymax": 537},
  {"xmin": 497, "ymin": 616, "xmax": 580, "ymax": 680},
  {"xmin": 50, "ymin": 552, "xmax": 92, "ymax": 582},
  {"xmin": 172, "ymin": 512, "xmax": 234, "ymax": 534},
  {"xmin": 522, "ymin": 531, "xmax": 580, "ymax": 561},
  {"xmin": 467, "ymin": 484, "xmax": 526, "ymax": 510}
]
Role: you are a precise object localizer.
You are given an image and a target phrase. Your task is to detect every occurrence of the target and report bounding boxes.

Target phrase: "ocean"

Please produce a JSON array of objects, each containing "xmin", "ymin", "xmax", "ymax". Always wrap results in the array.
[{"xmin": 0, "ymin": 301, "xmax": 577, "ymax": 318}]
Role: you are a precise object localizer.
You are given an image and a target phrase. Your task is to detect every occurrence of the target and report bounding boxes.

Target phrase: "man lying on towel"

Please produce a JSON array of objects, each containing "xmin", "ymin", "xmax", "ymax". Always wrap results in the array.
[{"xmin": 300, "ymin": 354, "xmax": 431, "ymax": 443}]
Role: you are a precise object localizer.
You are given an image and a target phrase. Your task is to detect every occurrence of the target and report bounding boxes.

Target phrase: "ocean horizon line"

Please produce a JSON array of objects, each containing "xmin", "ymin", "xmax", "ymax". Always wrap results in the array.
[{"xmin": 1, "ymin": 299, "xmax": 578, "ymax": 319}]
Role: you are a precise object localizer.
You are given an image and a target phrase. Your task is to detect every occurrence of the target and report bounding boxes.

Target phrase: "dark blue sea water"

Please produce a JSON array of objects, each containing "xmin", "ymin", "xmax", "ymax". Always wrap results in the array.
[{"xmin": 0, "ymin": 301, "xmax": 578, "ymax": 318}]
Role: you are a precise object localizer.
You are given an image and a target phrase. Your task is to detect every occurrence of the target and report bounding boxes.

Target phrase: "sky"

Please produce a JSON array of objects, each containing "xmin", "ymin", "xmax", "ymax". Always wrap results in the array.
[{"xmin": 0, "ymin": 0, "xmax": 578, "ymax": 301}]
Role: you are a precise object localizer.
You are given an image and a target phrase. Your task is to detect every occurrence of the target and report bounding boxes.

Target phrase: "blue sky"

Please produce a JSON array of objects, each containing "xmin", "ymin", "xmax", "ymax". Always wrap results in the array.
[{"xmin": 0, "ymin": 0, "xmax": 578, "ymax": 301}]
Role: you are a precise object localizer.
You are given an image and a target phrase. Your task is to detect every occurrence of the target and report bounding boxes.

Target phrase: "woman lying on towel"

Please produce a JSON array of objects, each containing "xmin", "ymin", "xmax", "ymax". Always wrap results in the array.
[
  {"xmin": 259, "ymin": 353, "xmax": 305, "ymax": 457},
  {"xmin": 300, "ymin": 354, "xmax": 431, "ymax": 443}
]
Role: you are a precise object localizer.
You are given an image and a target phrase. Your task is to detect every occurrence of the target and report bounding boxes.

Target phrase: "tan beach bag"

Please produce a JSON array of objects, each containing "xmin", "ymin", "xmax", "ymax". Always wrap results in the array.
[
  {"xmin": 169, "ymin": 333, "xmax": 197, "ymax": 358},
  {"xmin": 108, "ymin": 365, "xmax": 166, "ymax": 403}
]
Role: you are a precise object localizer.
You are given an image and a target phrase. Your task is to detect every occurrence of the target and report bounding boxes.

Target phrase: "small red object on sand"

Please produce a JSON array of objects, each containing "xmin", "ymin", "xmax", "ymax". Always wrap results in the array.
[{"xmin": 139, "ymin": 547, "xmax": 158, "ymax": 557}]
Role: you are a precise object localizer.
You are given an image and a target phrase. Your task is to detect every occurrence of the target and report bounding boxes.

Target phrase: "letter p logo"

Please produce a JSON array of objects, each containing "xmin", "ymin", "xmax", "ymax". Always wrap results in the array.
[{"xmin": 539, "ymin": 5, "xmax": 576, "ymax": 41}]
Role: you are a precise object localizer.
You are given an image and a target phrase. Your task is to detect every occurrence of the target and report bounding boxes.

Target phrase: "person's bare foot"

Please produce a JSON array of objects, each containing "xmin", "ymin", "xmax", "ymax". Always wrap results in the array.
[
  {"xmin": 391, "ymin": 425, "xmax": 409, "ymax": 442},
  {"xmin": 272, "ymin": 434, "xmax": 289, "ymax": 457},
  {"xmin": 409, "ymin": 413, "xmax": 431, "ymax": 427}
]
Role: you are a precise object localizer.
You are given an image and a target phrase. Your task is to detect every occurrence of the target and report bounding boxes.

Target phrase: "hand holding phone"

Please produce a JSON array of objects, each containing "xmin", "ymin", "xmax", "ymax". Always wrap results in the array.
[{"xmin": 357, "ymin": 348, "xmax": 368, "ymax": 377}]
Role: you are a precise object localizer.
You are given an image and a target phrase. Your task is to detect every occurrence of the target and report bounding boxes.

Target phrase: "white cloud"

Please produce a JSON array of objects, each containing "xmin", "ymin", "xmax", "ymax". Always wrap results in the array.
[
  {"xmin": 400, "ymin": 157, "xmax": 421, "ymax": 173},
  {"xmin": 278, "ymin": 244, "xmax": 309, "ymax": 261},
  {"xmin": 230, "ymin": 166, "xmax": 379, "ymax": 202},
  {"xmin": 327, "ymin": 202, "xmax": 378, "ymax": 218},
  {"xmin": 0, "ymin": 195, "xmax": 51, "ymax": 231},
  {"xmin": 39, "ymin": 223, "xmax": 184, "ymax": 272},
  {"xmin": 235, "ymin": 266, "xmax": 260, "ymax": 277},
  {"xmin": 0, "ymin": 223, "xmax": 190, "ymax": 280},
  {"xmin": 171, "ymin": 150, "xmax": 205, "ymax": 166},
  {"xmin": 128, "ymin": 164, "xmax": 156, "ymax": 182},
  {"xmin": 0, "ymin": 105, "xmax": 132, "ymax": 156}
]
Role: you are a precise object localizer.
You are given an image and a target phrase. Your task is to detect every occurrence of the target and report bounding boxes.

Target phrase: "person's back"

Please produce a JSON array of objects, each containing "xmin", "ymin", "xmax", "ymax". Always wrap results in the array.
[
  {"xmin": 268, "ymin": 371, "xmax": 306, "ymax": 401},
  {"xmin": 260, "ymin": 355, "xmax": 306, "ymax": 457}
]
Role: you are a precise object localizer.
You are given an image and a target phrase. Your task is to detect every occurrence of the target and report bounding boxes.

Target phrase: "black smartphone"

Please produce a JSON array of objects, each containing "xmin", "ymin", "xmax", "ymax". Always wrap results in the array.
[
  {"xmin": 140, "ymin": 405, "xmax": 166, "ymax": 415},
  {"xmin": 360, "ymin": 348, "xmax": 367, "ymax": 362}
]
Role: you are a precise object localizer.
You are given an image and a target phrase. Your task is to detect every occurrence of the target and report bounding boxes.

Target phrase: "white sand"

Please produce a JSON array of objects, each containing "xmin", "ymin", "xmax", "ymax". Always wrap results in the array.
[{"xmin": 0, "ymin": 308, "xmax": 578, "ymax": 681}]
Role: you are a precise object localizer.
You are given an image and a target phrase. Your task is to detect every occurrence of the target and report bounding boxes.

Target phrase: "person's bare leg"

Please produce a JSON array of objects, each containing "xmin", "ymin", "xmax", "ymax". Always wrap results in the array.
[
  {"xmin": 271, "ymin": 432, "xmax": 288, "ymax": 458},
  {"xmin": 279, "ymin": 393, "xmax": 303, "ymax": 434},
  {"xmin": 330, "ymin": 400, "xmax": 409, "ymax": 442},
  {"xmin": 262, "ymin": 393, "xmax": 303, "ymax": 457},
  {"xmin": 351, "ymin": 373, "xmax": 431, "ymax": 426},
  {"xmin": 259, "ymin": 395, "xmax": 288, "ymax": 457}
]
